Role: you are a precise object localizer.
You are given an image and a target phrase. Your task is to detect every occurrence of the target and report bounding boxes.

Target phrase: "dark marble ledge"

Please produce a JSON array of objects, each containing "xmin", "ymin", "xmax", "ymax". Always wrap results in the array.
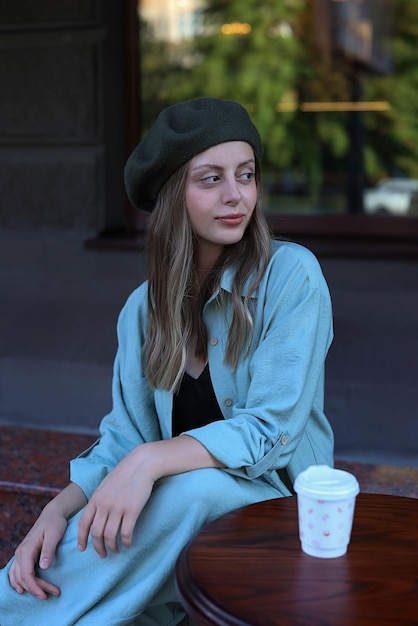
[
  {"xmin": 0, "ymin": 425, "xmax": 96, "ymax": 494},
  {"xmin": 335, "ymin": 460, "xmax": 418, "ymax": 499},
  {"xmin": 0, "ymin": 482, "xmax": 59, "ymax": 497},
  {"xmin": 0, "ymin": 425, "xmax": 417, "ymax": 499}
]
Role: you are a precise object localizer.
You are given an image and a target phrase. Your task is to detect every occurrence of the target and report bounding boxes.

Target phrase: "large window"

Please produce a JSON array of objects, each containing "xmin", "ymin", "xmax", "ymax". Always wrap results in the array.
[{"xmin": 137, "ymin": 0, "xmax": 418, "ymax": 224}]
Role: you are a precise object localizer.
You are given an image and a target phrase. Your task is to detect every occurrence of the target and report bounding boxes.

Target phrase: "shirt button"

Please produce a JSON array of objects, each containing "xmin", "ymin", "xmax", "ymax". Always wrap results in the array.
[
  {"xmin": 280, "ymin": 434, "xmax": 289, "ymax": 445},
  {"xmin": 224, "ymin": 398, "xmax": 233, "ymax": 407},
  {"xmin": 210, "ymin": 337, "xmax": 218, "ymax": 346}
]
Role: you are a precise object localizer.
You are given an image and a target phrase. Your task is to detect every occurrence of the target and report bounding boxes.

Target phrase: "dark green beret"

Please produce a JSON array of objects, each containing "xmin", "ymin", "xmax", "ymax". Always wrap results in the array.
[{"xmin": 124, "ymin": 97, "xmax": 263, "ymax": 212}]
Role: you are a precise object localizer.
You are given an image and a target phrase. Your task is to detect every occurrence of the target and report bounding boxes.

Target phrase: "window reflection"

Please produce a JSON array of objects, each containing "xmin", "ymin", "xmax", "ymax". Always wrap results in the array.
[{"xmin": 138, "ymin": 0, "xmax": 418, "ymax": 217}]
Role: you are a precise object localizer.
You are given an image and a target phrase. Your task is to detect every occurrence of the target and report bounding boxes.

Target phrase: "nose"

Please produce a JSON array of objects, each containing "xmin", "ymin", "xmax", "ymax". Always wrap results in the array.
[{"xmin": 221, "ymin": 176, "xmax": 241, "ymax": 205}]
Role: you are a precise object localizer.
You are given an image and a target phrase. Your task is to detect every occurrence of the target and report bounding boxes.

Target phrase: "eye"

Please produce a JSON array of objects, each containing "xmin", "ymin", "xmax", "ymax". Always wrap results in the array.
[
  {"xmin": 201, "ymin": 174, "xmax": 220, "ymax": 184},
  {"xmin": 239, "ymin": 171, "xmax": 255, "ymax": 182}
]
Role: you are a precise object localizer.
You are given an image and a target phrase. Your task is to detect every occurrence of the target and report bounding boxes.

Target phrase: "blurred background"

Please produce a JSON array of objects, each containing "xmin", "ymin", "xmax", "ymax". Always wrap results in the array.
[{"xmin": 1, "ymin": 0, "xmax": 417, "ymax": 466}]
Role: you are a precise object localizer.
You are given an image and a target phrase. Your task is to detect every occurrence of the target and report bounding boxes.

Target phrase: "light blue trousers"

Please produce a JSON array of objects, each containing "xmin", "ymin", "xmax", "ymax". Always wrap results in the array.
[{"xmin": 0, "ymin": 469, "xmax": 283, "ymax": 625}]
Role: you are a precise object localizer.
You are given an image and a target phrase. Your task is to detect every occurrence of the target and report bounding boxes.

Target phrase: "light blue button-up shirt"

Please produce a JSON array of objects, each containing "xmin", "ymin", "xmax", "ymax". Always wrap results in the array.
[{"xmin": 71, "ymin": 240, "xmax": 334, "ymax": 498}]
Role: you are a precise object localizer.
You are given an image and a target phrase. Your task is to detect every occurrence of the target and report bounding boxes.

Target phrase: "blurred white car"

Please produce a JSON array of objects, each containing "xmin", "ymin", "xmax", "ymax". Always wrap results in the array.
[{"xmin": 363, "ymin": 178, "xmax": 418, "ymax": 215}]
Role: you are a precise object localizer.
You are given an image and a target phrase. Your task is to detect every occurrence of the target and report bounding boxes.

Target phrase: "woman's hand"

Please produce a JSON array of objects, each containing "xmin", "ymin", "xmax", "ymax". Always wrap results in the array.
[
  {"xmin": 8, "ymin": 482, "xmax": 87, "ymax": 600},
  {"xmin": 77, "ymin": 447, "xmax": 155, "ymax": 558},
  {"xmin": 9, "ymin": 508, "xmax": 68, "ymax": 600},
  {"xmin": 77, "ymin": 436, "xmax": 223, "ymax": 558}
]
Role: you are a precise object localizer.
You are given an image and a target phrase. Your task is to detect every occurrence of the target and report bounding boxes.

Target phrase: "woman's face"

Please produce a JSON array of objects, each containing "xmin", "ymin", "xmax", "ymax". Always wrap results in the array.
[{"xmin": 185, "ymin": 141, "xmax": 257, "ymax": 269}]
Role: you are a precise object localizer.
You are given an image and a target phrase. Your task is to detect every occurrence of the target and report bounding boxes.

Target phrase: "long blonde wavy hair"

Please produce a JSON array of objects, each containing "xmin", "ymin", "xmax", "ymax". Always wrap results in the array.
[{"xmin": 144, "ymin": 154, "xmax": 271, "ymax": 391}]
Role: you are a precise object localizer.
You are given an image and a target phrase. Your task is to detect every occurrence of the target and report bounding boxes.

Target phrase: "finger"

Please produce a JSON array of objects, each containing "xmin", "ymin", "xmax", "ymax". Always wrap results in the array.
[
  {"xmin": 12, "ymin": 543, "xmax": 46, "ymax": 600},
  {"xmin": 77, "ymin": 503, "xmax": 96, "ymax": 551},
  {"xmin": 79, "ymin": 506, "xmax": 109, "ymax": 558},
  {"xmin": 38, "ymin": 528, "xmax": 63, "ymax": 570},
  {"xmin": 25, "ymin": 575, "xmax": 61, "ymax": 600},
  {"xmin": 120, "ymin": 511, "xmax": 137, "ymax": 549},
  {"xmin": 11, "ymin": 563, "xmax": 60, "ymax": 600},
  {"xmin": 90, "ymin": 515, "xmax": 110, "ymax": 558},
  {"xmin": 34, "ymin": 576, "xmax": 61, "ymax": 599},
  {"xmin": 8, "ymin": 563, "xmax": 25, "ymax": 594},
  {"xmin": 103, "ymin": 513, "xmax": 122, "ymax": 554}
]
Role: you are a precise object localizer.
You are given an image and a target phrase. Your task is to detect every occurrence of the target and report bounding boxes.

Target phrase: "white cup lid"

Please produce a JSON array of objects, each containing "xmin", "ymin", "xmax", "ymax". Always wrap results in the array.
[{"xmin": 294, "ymin": 465, "xmax": 360, "ymax": 500}]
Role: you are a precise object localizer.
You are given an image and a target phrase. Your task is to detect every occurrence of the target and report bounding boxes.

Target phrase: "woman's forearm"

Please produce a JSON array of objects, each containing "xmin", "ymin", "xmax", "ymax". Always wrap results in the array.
[
  {"xmin": 134, "ymin": 435, "xmax": 224, "ymax": 483},
  {"xmin": 45, "ymin": 481, "xmax": 88, "ymax": 520},
  {"xmin": 52, "ymin": 437, "xmax": 220, "ymax": 519}
]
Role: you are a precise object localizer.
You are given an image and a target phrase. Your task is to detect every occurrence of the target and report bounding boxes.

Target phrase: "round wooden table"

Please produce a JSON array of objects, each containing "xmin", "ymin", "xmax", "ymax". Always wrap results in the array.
[{"xmin": 176, "ymin": 493, "xmax": 418, "ymax": 625}]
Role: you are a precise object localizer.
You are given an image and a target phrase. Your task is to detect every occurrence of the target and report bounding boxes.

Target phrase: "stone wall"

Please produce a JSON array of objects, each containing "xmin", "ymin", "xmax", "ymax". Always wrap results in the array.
[{"xmin": 0, "ymin": 0, "xmax": 128, "ymax": 231}]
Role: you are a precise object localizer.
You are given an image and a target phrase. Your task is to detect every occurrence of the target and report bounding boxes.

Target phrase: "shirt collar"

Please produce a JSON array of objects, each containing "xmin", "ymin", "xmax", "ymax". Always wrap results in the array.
[{"xmin": 218, "ymin": 265, "xmax": 259, "ymax": 299}]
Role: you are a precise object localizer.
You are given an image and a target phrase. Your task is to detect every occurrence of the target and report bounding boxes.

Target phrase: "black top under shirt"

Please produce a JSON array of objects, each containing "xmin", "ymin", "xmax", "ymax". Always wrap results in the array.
[{"xmin": 172, "ymin": 364, "xmax": 224, "ymax": 437}]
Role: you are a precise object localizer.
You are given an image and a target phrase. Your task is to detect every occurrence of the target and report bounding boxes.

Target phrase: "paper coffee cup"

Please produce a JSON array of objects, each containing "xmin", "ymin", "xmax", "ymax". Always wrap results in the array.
[{"xmin": 294, "ymin": 465, "xmax": 360, "ymax": 558}]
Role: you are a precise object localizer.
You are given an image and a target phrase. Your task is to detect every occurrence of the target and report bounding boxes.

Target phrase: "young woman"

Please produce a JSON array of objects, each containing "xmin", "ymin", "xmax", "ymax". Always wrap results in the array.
[{"xmin": 0, "ymin": 97, "xmax": 334, "ymax": 625}]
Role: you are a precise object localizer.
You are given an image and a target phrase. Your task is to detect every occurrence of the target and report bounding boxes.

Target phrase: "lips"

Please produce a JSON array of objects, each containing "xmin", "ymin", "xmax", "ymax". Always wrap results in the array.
[{"xmin": 216, "ymin": 214, "xmax": 245, "ymax": 226}]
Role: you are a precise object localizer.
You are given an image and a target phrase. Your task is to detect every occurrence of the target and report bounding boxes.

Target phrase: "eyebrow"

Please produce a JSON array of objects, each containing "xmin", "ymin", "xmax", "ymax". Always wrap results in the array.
[{"xmin": 190, "ymin": 158, "xmax": 255, "ymax": 172}]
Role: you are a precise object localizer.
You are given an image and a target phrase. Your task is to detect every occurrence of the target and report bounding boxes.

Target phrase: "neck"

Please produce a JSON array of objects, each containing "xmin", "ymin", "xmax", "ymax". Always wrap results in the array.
[{"xmin": 194, "ymin": 242, "xmax": 224, "ymax": 277}]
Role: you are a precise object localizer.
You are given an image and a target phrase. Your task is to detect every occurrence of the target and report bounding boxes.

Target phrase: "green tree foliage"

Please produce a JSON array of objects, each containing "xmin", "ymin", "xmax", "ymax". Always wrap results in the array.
[
  {"xmin": 140, "ymin": 0, "xmax": 418, "ymax": 209},
  {"xmin": 364, "ymin": 0, "xmax": 418, "ymax": 180},
  {"xmin": 167, "ymin": 0, "xmax": 306, "ymax": 170}
]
